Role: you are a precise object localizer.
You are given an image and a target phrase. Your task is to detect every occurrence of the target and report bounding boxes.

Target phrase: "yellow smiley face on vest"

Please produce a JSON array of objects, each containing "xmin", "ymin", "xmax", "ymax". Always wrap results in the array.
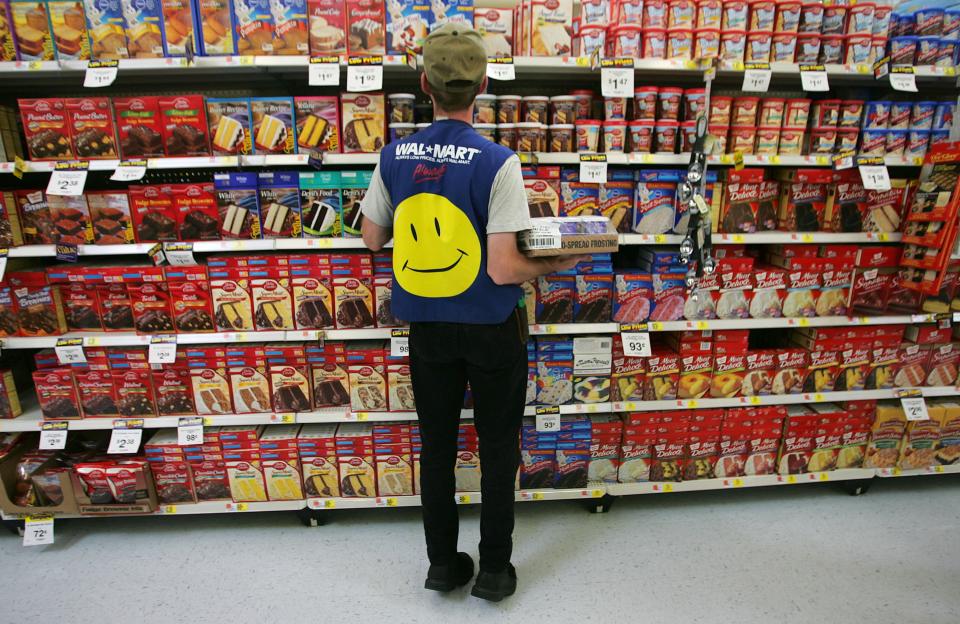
[{"xmin": 393, "ymin": 193, "xmax": 482, "ymax": 298}]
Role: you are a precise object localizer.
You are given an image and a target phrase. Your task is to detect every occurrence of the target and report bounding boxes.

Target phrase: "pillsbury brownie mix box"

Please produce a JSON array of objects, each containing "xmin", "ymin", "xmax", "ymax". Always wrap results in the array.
[
  {"xmin": 234, "ymin": 0, "xmax": 275, "ymax": 54},
  {"xmin": 271, "ymin": 0, "xmax": 308, "ymax": 54},
  {"xmin": 196, "ymin": 0, "xmax": 237, "ymax": 54},
  {"xmin": 49, "ymin": 0, "xmax": 91, "ymax": 59},
  {"xmin": 251, "ymin": 97, "xmax": 295, "ymax": 154},
  {"xmin": 83, "ymin": 0, "xmax": 130, "ymax": 59},
  {"xmin": 122, "ymin": 0, "xmax": 165, "ymax": 57}
]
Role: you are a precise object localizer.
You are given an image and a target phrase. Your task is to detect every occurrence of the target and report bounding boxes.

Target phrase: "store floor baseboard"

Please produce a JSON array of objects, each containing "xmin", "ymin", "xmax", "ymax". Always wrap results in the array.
[{"xmin": 1, "ymin": 476, "xmax": 957, "ymax": 624}]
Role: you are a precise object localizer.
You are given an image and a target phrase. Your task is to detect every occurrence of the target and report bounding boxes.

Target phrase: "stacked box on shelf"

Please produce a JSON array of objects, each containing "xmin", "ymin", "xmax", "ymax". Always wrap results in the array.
[
  {"xmin": 520, "ymin": 416, "xmax": 555, "ymax": 489},
  {"xmin": 374, "ymin": 421, "xmax": 412, "ymax": 495},
  {"xmin": 587, "ymin": 413, "xmax": 622, "ymax": 482},
  {"xmin": 259, "ymin": 424, "xmax": 304, "ymax": 500},
  {"xmin": 336, "ymin": 422, "xmax": 375, "ymax": 497},
  {"xmin": 221, "ymin": 425, "xmax": 268, "ymax": 501},
  {"xmin": 455, "ymin": 420, "xmax": 482, "ymax": 491},
  {"xmin": 298, "ymin": 423, "xmax": 339, "ymax": 497}
]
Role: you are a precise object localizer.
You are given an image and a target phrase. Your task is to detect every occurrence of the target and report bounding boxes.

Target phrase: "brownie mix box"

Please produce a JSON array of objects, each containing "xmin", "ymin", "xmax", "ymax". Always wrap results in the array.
[
  {"xmin": 251, "ymin": 97, "xmax": 295, "ymax": 154},
  {"xmin": 9, "ymin": 271, "xmax": 67, "ymax": 336},
  {"xmin": 49, "ymin": 0, "xmax": 91, "ymax": 59},
  {"xmin": 128, "ymin": 273, "xmax": 175, "ymax": 334},
  {"xmin": 87, "ymin": 191, "xmax": 135, "ymax": 244},
  {"xmin": 172, "ymin": 182, "xmax": 220, "ymax": 241},
  {"xmin": 158, "ymin": 94, "xmax": 210, "ymax": 156},
  {"xmin": 165, "ymin": 265, "xmax": 215, "ymax": 332},
  {"xmin": 33, "ymin": 368, "xmax": 81, "ymax": 419},
  {"xmin": 345, "ymin": 0, "xmax": 384, "ymax": 55},
  {"xmin": 48, "ymin": 194, "xmax": 94, "ymax": 244},
  {"xmin": 113, "ymin": 96, "xmax": 165, "ymax": 158},
  {"xmin": 294, "ymin": 96, "xmax": 340, "ymax": 153},
  {"xmin": 272, "ymin": 0, "xmax": 309, "ymax": 55},
  {"xmin": 307, "ymin": 0, "xmax": 345, "ymax": 55},
  {"xmin": 720, "ymin": 169, "xmax": 764, "ymax": 234},
  {"xmin": 19, "ymin": 98, "xmax": 73, "ymax": 160},
  {"xmin": 776, "ymin": 168, "xmax": 836, "ymax": 231},
  {"xmin": 152, "ymin": 366, "xmax": 196, "ymax": 415},
  {"xmin": 130, "ymin": 184, "xmax": 178, "ymax": 241},
  {"xmin": 233, "ymin": 0, "xmax": 276, "ymax": 55},
  {"xmin": 207, "ymin": 98, "xmax": 252, "ymax": 156},
  {"xmin": 83, "ymin": 0, "xmax": 130, "ymax": 59},
  {"xmin": 76, "ymin": 368, "xmax": 118, "ymax": 417},
  {"xmin": 97, "ymin": 280, "xmax": 135, "ymax": 332}
]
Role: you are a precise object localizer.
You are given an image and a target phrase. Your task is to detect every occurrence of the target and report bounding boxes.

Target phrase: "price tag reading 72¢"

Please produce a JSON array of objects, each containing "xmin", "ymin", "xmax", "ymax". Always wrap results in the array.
[
  {"xmin": 619, "ymin": 324, "xmax": 651, "ymax": 357},
  {"xmin": 599, "ymin": 58, "xmax": 634, "ymax": 98},
  {"xmin": 23, "ymin": 515, "xmax": 54, "ymax": 547},
  {"xmin": 346, "ymin": 56, "xmax": 383, "ymax": 92},
  {"xmin": 390, "ymin": 328, "xmax": 410, "ymax": 357}
]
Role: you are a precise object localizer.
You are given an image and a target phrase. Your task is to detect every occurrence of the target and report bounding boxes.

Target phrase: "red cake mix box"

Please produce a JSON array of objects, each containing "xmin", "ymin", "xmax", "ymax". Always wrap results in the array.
[
  {"xmin": 19, "ymin": 98, "xmax": 73, "ymax": 160},
  {"xmin": 64, "ymin": 97, "xmax": 119, "ymax": 159},
  {"xmin": 113, "ymin": 96, "xmax": 165, "ymax": 159},
  {"xmin": 894, "ymin": 343, "xmax": 930, "ymax": 388},
  {"xmin": 48, "ymin": 194, "xmax": 94, "ymax": 245},
  {"xmin": 87, "ymin": 191, "xmax": 135, "ymax": 245},
  {"xmin": 772, "ymin": 348, "xmax": 807, "ymax": 394},
  {"xmin": 805, "ymin": 347, "xmax": 839, "ymax": 393},
  {"xmin": 926, "ymin": 343, "xmax": 960, "ymax": 387},
  {"xmin": 308, "ymin": 0, "xmax": 347, "ymax": 55},
  {"xmin": 172, "ymin": 182, "xmax": 220, "ymax": 241},
  {"xmin": 835, "ymin": 344, "xmax": 870, "ymax": 391},
  {"xmin": 158, "ymin": 95, "xmax": 210, "ymax": 156},
  {"xmin": 678, "ymin": 352, "xmax": 712, "ymax": 399},
  {"xmin": 643, "ymin": 349, "xmax": 680, "ymax": 401},
  {"xmin": 720, "ymin": 169, "xmax": 764, "ymax": 234},
  {"xmin": 649, "ymin": 434, "xmax": 685, "ymax": 482},
  {"xmin": 743, "ymin": 350, "xmax": 775, "ymax": 396},
  {"xmin": 152, "ymin": 365, "xmax": 197, "ymax": 416},
  {"xmin": 165, "ymin": 265, "xmax": 215, "ymax": 333},
  {"xmin": 345, "ymin": 0, "xmax": 385, "ymax": 55},
  {"xmin": 776, "ymin": 168, "xmax": 836, "ymax": 231},
  {"xmin": 130, "ymin": 184, "xmax": 178, "ymax": 242},
  {"xmin": 866, "ymin": 344, "xmax": 898, "ymax": 390},
  {"xmin": 710, "ymin": 352, "xmax": 745, "ymax": 398},
  {"xmin": 9, "ymin": 271, "xmax": 67, "ymax": 336}
]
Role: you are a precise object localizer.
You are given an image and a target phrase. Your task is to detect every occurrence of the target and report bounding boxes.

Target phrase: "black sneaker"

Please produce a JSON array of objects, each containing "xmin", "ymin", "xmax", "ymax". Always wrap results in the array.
[
  {"xmin": 424, "ymin": 552, "xmax": 475, "ymax": 592},
  {"xmin": 471, "ymin": 563, "xmax": 517, "ymax": 602}
]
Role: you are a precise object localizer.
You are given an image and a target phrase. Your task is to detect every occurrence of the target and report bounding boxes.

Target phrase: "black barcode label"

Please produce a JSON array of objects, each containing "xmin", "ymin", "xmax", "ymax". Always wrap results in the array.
[{"xmin": 528, "ymin": 236, "xmax": 560, "ymax": 248}]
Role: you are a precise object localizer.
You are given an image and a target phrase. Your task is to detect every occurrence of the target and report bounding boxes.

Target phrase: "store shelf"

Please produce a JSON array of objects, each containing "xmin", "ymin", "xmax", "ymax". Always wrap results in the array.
[
  {"xmin": 647, "ymin": 314, "xmax": 933, "ymax": 331},
  {"xmin": 607, "ymin": 468, "xmax": 876, "ymax": 496},
  {"xmin": 711, "ymin": 232, "xmax": 903, "ymax": 244},
  {"xmin": 876, "ymin": 464, "xmax": 960, "ymax": 478},
  {"xmin": 613, "ymin": 386, "xmax": 960, "ymax": 412},
  {"xmin": 717, "ymin": 60, "xmax": 957, "ymax": 80},
  {"xmin": 154, "ymin": 500, "xmax": 305, "ymax": 515},
  {"xmin": 306, "ymin": 485, "xmax": 604, "ymax": 510}
]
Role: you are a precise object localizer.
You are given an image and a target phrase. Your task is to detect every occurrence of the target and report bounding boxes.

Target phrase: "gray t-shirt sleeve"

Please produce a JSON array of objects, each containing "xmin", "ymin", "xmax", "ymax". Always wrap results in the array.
[
  {"xmin": 359, "ymin": 163, "xmax": 393, "ymax": 228},
  {"xmin": 486, "ymin": 155, "xmax": 532, "ymax": 234}
]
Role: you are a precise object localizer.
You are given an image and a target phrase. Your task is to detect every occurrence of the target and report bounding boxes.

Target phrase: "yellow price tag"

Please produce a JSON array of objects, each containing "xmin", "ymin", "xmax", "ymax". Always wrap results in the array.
[
  {"xmin": 732, "ymin": 478, "xmax": 743, "ymax": 487},
  {"xmin": 696, "ymin": 321, "xmax": 709, "ymax": 329},
  {"xmin": 719, "ymin": 154, "xmax": 733, "ymax": 164},
  {"xmin": 911, "ymin": 157, "xmax": 924, "ymax": 166},
  {"xmin": 798, "ymin": 318, "xmax": 810, "ymax": 326},
  {"xmin": 749, "ymin": 396, "xmax": 761, "ymax": 405},
  {"xmin": 684, "ymin": 59, "xmax": 698, "ymax": 69},
  {"xmin": 818, "ymin": 472, "xmax": 829, "ymax": 481},
  {"xmin": 663, "ymin": 483, "xmax": 674, "ymax": 492},
  {"xmin": 239, "ymin": 56, "xmax": 254, "ymax": 65},
  {"xmin": 892, "ymin": 467, "xmax": 902, "ymax": 476},
  {"xmin": 314, "ymin": 238, "xmax": 334, "ymax": 248},
  {"xmin": 575, "ymin": 56, "xmax": 589, "ymax": 67},
  {"xmin": 813, "ymin": 393, "xmax": 824, "ymax": 401},
  {"xmin": 733, "ymin": 61, "xmax": 745, "ymax": 71},
  {"xmin": 591, "ymin": 489, "xmax": 603, "ymax": 498},
  {"xmin": 856, "ymin": 64, "xmax": 870, "ymax": 74},
  {"xmin": 932, "ymin": 465, "xmax": 944, "ymax": 473},
  {"xmin": 324, "ymin": 499, "xmax": 336, "ymax": 508},
  {"xmin": 877, "ymin": 232, "xmax": 890, "ymax": 241},
  {"xmin": 650, "ymin": 322, "xmax": 663, "ymax": 331},
  {"xmin": 731, "ymin": 234, "xmax": 745, "ymax": 243},
  {"xmin": 234, "ymin": 332, "xmax": 248, "ymax": 341},
  {"xmin": 386, "ymin": 497, "xmax": 397, "ymax": 507},
  {"xmin": 456, "ymin": 494, "xmax": 471, "ymax": 504},
  {"xmin": 586, "ymin": 404, "xmax": 599, "ymax": 413},
  {"xmin": 800, "ymin": 234, "xmax": 814, "ymax": 243},
  {"xmin": 787, "ymin": 475, "xmax": 797, "ymax": 484},
  {"xmin": 654, "ymin": 234, "xmax": 666, "ymax": 243},
  {"xmin": 623, "ymin": 401, "xmax": 637, "ymax": 410},
  {"xmin": 356, "ymin": 412, "xmax": 368, "ymax": 421},
  {"xmin": 545, "ymin": 325, "xmax": 557, "ymax": 334},
  {"xmin": 769, "ymin": 155, "xmax": 781, "ymax": 164},
  {"xmin": 234, "ymin": 503, "xmax": 248, "ymax": 511},
  {"xmin": 815, "ymin": 156, "xmax": 829, "ymax": 165},
  {"xmin": 686, "ymin": 400, "xmax": 698, "ymax": 408},
  {"xmin": 163, "ymin": 505, "xmax": 177, "ymax": 514},
  {"xmin": 203, "ymin": 417, "xmax": 214, "ymax": 426},
  {"xmin": 532, "ymin": 492, "xmax": 544, "ymax": 500},
  {"xmin": 28, "ymin": 60, "xmax": 42, "ymax": 70},
  {"xmin": 642, "ymin": 154, "xmax": 654, "ymax": 163},
  {"xmin": 945, "ymin": 67, "xmax": 956, "ymax": 76}
]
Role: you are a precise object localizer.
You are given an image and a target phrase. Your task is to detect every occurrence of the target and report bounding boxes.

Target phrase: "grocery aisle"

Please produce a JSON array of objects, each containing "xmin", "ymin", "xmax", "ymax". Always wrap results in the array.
[{"xmin": 2, "ymin": 477, "xmax": 957, "ymax": 624}]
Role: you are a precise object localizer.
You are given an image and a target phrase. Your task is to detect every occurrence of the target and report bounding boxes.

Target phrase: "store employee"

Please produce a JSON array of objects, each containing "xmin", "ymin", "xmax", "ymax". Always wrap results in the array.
[{"xmin": 361, "ymin": 24, "xmax": 586, "ymax": 602}]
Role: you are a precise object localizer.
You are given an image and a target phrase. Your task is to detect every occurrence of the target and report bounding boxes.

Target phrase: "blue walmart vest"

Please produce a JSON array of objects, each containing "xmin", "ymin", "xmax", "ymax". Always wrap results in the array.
[{"xmin": 379, "ymin": 119, "xmax": 521, "ymax": 324}]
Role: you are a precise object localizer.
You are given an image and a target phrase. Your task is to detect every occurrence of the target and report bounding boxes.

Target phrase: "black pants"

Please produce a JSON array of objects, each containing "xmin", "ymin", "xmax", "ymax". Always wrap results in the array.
[{"xmin": 410, "ymin": 308, "xmax": 528, "ymax": 573}]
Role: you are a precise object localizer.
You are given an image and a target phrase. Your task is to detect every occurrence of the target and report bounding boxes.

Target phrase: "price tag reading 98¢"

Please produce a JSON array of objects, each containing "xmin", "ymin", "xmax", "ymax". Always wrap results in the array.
[
  {"xmin": 390, "ymin": 335, "xmax": 409, "ymax": 357},
  {"xmin": 178, "ymin": 417, "xmax": 204, "ymax": 446}
]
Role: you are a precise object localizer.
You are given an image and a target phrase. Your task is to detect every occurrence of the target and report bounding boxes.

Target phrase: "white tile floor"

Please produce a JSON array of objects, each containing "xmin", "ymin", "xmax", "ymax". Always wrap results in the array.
[{"xmin": 1, "ymin": 476, "xmax": 958, "ymax": 624}]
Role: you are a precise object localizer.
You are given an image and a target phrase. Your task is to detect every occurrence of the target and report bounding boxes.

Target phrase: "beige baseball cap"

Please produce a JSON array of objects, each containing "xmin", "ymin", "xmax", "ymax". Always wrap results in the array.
[{"xmin": 422, "ymin": 23, "xmax": 487, "ymax": 93}]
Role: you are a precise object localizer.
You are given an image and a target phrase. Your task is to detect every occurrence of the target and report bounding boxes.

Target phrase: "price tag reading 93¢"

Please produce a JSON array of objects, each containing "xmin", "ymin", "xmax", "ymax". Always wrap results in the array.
[
  {"xmin": 619, "ymin": 329, "xmax": 651, "ymax": 357},
  {"xmin": 535, "ymin": 412, "xmax": 559, "ymax": 432}
]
